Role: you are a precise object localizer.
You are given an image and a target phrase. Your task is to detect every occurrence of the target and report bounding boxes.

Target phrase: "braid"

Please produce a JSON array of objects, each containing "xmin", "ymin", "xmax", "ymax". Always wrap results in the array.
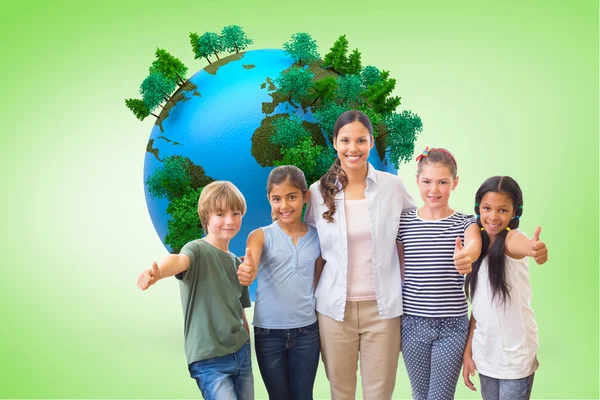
[{"xmin": 319, "ymin": 158, "xmax": 348, "ymax": 222}]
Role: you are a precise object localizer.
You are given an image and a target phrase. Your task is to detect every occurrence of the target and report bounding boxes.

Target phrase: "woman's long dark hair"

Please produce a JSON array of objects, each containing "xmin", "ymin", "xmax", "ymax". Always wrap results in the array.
[
  {"xmin": 319, "ymin": 110, "xmax": 373, "ymax": 222},
  {"xmin": 465, "ymin": 176, "xmax": 523, "ymax": 306}
]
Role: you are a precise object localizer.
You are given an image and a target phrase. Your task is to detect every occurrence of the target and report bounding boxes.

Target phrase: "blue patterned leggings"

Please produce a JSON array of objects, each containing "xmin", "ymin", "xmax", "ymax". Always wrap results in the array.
[{"xmin": 401, "ymin": 315, "xmax": 469, "ymax": 400}]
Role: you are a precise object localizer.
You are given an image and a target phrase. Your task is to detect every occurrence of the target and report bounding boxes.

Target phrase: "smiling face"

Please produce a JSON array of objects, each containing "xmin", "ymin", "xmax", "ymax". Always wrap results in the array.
[
  {"xmin": 416, "ymin": 163, "xmax": 458, "ymax": 211},
  {"xmin": 268, "ymin": 179, "xmax": 308, "ymax": 224},
  {"xmin": 479, "ymin": 191, "xmax": 516, "ymax": 242},
  {"xmin": 205, "ymin": 208, "xmax": 243, "ymax": 243},
  {"xmin": 333, "ymin": 120, "xmax": 374, "ymax": 174}
]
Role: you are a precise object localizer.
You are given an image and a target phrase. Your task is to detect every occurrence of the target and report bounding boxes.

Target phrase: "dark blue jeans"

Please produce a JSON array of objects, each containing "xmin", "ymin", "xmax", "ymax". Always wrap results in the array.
[
  {"xmin": 254, "ymin": 321, "xmax": 320, "ymax": 400},
  {"xmin": 479, "ymin": 373, "xmax": 535, "ymax": 400},
  {"xmin": 188, "ymin": 342, "xmax": 254, "ymax": 400}
]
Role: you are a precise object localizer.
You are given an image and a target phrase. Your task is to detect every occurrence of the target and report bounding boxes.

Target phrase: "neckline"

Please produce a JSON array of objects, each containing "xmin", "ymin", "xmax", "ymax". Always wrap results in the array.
[{"xmin": 415, "ymin": 208, "xmax": 457, "ymax": 222}]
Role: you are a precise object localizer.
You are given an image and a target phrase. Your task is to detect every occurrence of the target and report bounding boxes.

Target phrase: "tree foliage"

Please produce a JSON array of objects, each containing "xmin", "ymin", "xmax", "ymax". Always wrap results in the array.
[
  {"xmin": 198, "ymin": 32, "xmax": 222, "ymax": 61},
  {"xmin": 270, "ymin": 115, "xmax": 310, "ymax": 149},
  {"xmin": 361, "ymin": 65, "xmax": 382, "ymax": 88},
  {"xmin": 323, "ymin": 35, "xmax": 349, "ymax": 74},
  {"xmin": 220, "ymin": 25, "xmax": 252, "ymax": 53},
  {"xmin": 346, "ymin": 49, "xmax": 362, "ymax": 75},
  {"xmin": 363, "ymin": 70, "xmax": 401, "ymax": 115},
  {"xmin": 314, "ymin": 101, "xmax": 349, "ymax": 140},
  {"xmin": 189, "ymin": 32, "xmax": 212, "ymax": 63},
  {"xmin": 164, "ymin": 187, "xmax": 204, "ymax": 253},
  {"xmin": 283, "ymin": 32, "xmax": 320, "ymax": 66},
  {"xmin": 275, "ymin": 67, "xmax": 314, "ymax": 104},
  {"xmin": 150, "ymin": 48, "xmax": 188, "ymax": 87},
  {"xmin": 383, "ymin": 110, "xmax": 423, "ymax": 169},
  {"xmin": 275, "ymin": 136, "xmax": 325, "ymax": 183},
  {"xmin": 146, "ymin": 155, "xmax": 192, "ymax": 201},
  {"xmin": 140, "ymin": 72, "xmax": 176, "ymax": 112},
  {"xmin": 335, "ymin": 74, "xmax": 363, "ymax": 106},
  {"xmin": 125, "ymin": 98, "xmax": 154, "ymax": 121},
  {"xmin": 311, "ymin": 76, "xmax": 338, "ymax": 105}
]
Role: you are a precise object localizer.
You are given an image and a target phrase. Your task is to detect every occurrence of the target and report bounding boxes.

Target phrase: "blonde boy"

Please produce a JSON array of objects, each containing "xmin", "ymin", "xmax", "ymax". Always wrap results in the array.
[{"xmin": 137, "ymin": 181, "xmax": 254, "ymax": 400}]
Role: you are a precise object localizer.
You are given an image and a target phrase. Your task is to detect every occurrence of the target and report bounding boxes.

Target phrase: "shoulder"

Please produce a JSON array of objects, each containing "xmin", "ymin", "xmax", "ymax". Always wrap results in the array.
[{"xmin": 401, "ymin": 209, "xmax": 417, "ymax": 220}]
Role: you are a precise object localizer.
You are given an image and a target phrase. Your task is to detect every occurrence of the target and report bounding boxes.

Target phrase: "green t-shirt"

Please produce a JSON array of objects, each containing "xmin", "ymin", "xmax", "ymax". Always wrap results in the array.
[{"xmin": 179, "ymin": 239, "xmax": 251, "ymax": 364}]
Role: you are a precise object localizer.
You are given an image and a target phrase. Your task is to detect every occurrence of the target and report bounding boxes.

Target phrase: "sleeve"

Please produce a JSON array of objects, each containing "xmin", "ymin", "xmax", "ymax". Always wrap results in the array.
[
  {"xmin": 396, "ymin": 212, "xmax": 407, "ymax": 243},
  {"xmin": 398, "ymin": 178, "xmax": 417, "ymax": 212},
  {"xmin": 178, "ymin": 241, "xmax": 200, "ymax": 282},
  {"xmin": 463, "ymin": 213, "xmax": 478, "ymax": 231},
  {"xmin": 240, "ymin": 285, "xmax": 251, "ymax": 308},
  {"xmin": 304, "ymin": 184, "xmax": 319, "ymax": 228}
]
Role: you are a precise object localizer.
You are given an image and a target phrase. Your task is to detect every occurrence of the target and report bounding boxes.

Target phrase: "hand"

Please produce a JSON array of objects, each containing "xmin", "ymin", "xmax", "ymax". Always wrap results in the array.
[
  {"xmin": 237, "ymin": 248, "xmax": 256, "ymax": 286},
  {"xmin": 137, "ymin": 261, "xmax": 161, "ymax": 290},
  {"xmin": 462, "ymin": 354, "xmax": 477, "ymax": 391},
  {"xmin": 453, "ymin": 237, "xmax": 472, "ymax": 274},
  {"xmin": 531, "ymin": 226, "xmax": 548, "ymax": 265}
]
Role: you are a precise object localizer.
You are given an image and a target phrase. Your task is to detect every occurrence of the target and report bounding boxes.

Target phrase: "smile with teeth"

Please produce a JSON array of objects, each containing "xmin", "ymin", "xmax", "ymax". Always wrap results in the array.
[
  {"xmin": 346, "ymin": 154, "xmax": 361, "ymax": 161},
  {"xmin": 279, "ymin": 211, "xmax": 293, "ymax": 217}
]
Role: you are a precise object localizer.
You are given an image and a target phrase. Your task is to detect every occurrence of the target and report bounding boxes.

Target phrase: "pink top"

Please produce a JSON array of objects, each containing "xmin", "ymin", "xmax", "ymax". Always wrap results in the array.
[{"xmin": 344, "ymin": 198, "xmax": 376, "ymax": 301}]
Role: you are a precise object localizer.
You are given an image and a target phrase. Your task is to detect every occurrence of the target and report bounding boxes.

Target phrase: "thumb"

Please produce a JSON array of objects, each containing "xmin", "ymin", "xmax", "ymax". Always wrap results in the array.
[
  {"xmin": 455, "ymin": 237, "xmax": 463, "ymax": 251},
  {"xmin": 151, "ymin": 261, "xmax": 160, "ymax": 276},
  {"xmin": 532, "ymin": 226, "xmax": 542, "ymax": 242},
  {"xmin": 245, "ymin": 247, "xmax": 254, "ymax": 264}
]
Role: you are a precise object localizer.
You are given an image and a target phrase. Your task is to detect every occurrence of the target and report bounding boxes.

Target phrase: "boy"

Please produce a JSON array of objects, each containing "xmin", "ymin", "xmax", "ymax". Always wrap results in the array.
[{"xmin": 137, "ymin": 181, "xmax": 254, "ymax": 400}]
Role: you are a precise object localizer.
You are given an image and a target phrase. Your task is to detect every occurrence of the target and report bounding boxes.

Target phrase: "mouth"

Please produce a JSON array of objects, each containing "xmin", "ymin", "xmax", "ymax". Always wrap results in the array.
[
  {"xmin": 427, "ymin": 195, "xmax": 442, "ymax": 201},
  {"xmin": 279, "ymin": 211, "xmax": 293, "ymax": 218},
  {"xmin": 485, "ymin": 222, "xmax": 501, "ymax": 231},
  {"xmin": 345, "ymin": 154, "xmax": 362, "ymax": 163}
]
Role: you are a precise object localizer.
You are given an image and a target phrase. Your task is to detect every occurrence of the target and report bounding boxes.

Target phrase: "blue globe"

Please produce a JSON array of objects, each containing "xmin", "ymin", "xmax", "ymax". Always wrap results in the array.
[{"xmin": 144, "ymin": 49, "xmax": 396, "ymax": 297}]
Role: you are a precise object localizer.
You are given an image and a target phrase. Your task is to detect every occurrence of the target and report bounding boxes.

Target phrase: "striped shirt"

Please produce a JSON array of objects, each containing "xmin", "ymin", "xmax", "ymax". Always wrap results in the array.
[{"xmin": 396, "ymin": 210, "xmax": 476, "ymax": 318}]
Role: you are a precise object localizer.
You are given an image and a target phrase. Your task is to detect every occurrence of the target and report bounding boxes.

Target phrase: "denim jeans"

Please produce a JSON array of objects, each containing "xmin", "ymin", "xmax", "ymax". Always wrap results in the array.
[
  {"xmin": 402, "ymin": 315, "xmax": 469, "ymax": 400},
  {"xmin": 254, "ymin": 321, "xmax": 320, "ymax": 400},
  {"xmin": 188, "ymin": 342, "xmax": 254, "ymax": 400},
  {"xmin": 479, "ymin": 373, "xmax": 535, "ymax": 400}
]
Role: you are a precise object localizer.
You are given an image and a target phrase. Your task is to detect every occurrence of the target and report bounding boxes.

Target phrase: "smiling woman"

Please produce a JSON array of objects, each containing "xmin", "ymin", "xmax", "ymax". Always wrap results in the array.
[{"xmin": 305, "ymin": 110, "xmax": 416, "ymax": 399}]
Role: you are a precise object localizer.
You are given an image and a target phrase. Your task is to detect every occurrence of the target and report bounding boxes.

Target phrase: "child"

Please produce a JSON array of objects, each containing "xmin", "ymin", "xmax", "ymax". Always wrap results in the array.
[
  {"xmin": 137, "ymin": 181, "xmax": 254, "ymax": 400},
  {"xmin": 462, "ymin": 176, "xmax": 548, "ymax": 400},
  {"xmin": 396, "ymin": 147, "xmax": 482, "ymax": 400},
  {"xmin": 237, "ymin": 165, "xmax": 323, "ymax": 400},
  {"xmin": 304, "ymin": 110, "xmax": 416, "ymax": 400}
]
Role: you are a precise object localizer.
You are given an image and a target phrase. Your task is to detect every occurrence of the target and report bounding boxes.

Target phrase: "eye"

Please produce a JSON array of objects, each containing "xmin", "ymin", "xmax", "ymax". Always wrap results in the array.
[
  {"xmin": 500, "ymin": 209, "xmax": 508, "ymax": 213},
  {"xmin": 233, "ymin": 211, "xmax": 242, "ymax": 216},
  {"xmin": 482, "ymin": 207, "xmax": 490, "ymax": 211},
  {"xmin": 359, "ymin": 138, "xmax": 367, "ymax": 143},
  {"xmin": 216, "ymin": 213, "xmax": 223, "ymax": 217},
  {"xmin": 422, "ymin": 180, "xmax": 430, "ymax": 184},
  {"xmin": 289, "ymin": 195, "xmax": 297, "ymax": 200},
  {"xmin": 341, "ymin": 138, "xmax": 349, "ymax": 143}
]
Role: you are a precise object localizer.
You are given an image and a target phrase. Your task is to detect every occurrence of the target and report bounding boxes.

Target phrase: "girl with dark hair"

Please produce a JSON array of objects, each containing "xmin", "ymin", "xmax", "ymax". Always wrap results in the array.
[
  {"xmin": 462, "ymin": 176, "xmax": 548, "ymax": 400},
  {"xmin": 396, "ymin": 147, "xmax": 482, "ymax": 400},
  {"xmin": 237, "ymin": 165, "xmax": 323, "ymax": 400},
  {"xmin": 304, "ymin": 110, "xmax": 416, "ymax": 400}
]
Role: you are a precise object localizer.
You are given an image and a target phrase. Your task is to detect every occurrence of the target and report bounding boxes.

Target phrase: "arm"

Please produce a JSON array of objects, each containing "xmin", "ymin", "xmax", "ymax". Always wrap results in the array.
[
  {"xmin": 454, "ymin": 224, "xmax": 482, "ymax": 275},
  {"xmin": 137, "ymin": 254, "xmax": 190, "ymax": 290},
  {"xmin": 396, "ymin": 241, "xmax": 405, "ymax": 282},
  {"xmin": 313, "ymin": 256, "xmax": 326, "ymax": 291},
  {"xmin": 505, "ymin": 226, "xmax": 548, "ymax": 264},
  {"xmin": 399, "ymin": 179, "xmax": 417, "ymax": 212},
  {"xmin": 237, "ymin": 228, "xmax": 265, "ymax": 286},
  {"xmin": 242, "ymin": 310, "xmax": 250, "ymax": 336},
  {"xmin": 462, "ymin": 314, "xmax": 477, "ymax": 391}
]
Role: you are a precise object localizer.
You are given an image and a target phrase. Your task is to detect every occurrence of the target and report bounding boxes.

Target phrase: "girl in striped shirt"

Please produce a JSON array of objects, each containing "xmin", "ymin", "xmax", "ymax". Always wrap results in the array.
[{"xmin": 396, "ymin": 147, "xmax": 482, "ymax": 400}]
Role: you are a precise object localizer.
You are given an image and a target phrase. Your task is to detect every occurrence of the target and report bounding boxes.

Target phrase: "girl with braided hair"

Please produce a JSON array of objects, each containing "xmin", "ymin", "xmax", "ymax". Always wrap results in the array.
[{"xmin": 462, "ymin": 176, "xmax": 548, "ymax": 400}]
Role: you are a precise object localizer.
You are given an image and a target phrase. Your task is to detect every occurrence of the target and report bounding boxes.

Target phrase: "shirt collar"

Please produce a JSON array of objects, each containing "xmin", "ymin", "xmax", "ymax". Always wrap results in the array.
[{"xmin": 334, "ymin": 162, "xmax": 378, "ymax": 189}]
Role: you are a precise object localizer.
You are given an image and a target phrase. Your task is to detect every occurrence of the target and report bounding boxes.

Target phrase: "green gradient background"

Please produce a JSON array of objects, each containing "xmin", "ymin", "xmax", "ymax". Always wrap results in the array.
[{"xmin": 1, "ymin": 0, "xmax": 597, "ymax": 398}]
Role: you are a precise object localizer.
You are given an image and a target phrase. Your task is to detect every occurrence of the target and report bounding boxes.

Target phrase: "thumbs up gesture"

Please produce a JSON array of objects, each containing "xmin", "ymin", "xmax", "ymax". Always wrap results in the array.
[
  {"xmin": 531, "ymin": 226, "xmax": 548, "ymax": 265},
  {"xmin": 237, "ymin": 247, "xmax": 256, "ymax": 286},
  {"xmin": 453, "ymin": 237, "xmax": 473, "ymax": 274},
  {"xmin": 137, "ymin": 261, "xmax": 161, "ymax": 290}
]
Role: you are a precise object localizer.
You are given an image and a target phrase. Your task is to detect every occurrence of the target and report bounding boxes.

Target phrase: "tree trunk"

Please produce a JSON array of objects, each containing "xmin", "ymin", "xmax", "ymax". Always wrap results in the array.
[
  {"xmin": 164, "ymin": 94, "xmax": 176, "ymax": 104},
  {"xmin": 176, "ymin": 73, "xmax": 185, "ymax": 86},
  {"xmin": 151, "ymin": 112, "xmax": 160, "ymax": 118},
  {"xmin": 205, "ymin": 57, "xmax": 211, "ymax": 64},
  {"xmin": 214, "ymin": 51, "xmax": 220, "ymax": 60}
]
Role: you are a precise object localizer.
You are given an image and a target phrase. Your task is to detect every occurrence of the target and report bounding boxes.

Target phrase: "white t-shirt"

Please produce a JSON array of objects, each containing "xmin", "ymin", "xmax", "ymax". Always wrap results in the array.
[{"xmin": 472, "ymin": 254, "xmax": 539, "ymax": 379}]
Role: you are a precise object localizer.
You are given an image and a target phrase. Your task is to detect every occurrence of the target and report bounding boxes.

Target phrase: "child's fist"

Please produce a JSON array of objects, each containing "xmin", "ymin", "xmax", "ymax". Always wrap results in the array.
[
  {"xmin": 532, "ymin": 226, "xmax": 548, "ymax": 265},
  {"xmin": 137, "ymin": 261, "xmax": 161, "ymax": 290},
  {"xmin": 237, "ymin": 248, "xmax": 256, "ymax": 286},
  {"xmin": 453, "ymin": 237, "xmax": 472, "ymax": 274},
  {"xmin": 462, "ymin": 355, "xmax": 477, "ymax": 391}
]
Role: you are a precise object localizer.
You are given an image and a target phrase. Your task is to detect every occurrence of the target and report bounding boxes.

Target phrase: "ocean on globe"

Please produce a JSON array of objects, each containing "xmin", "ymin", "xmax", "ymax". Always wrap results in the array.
[{"xmin": 144, "ymin": 49, "xmax": 397, "ymax": 298}]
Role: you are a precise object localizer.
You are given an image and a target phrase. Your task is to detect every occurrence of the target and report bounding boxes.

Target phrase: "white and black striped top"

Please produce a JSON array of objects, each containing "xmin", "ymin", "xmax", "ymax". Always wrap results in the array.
[{"xmin": 396, "ymin": 210, "xmax": 476, "ymax": 318}]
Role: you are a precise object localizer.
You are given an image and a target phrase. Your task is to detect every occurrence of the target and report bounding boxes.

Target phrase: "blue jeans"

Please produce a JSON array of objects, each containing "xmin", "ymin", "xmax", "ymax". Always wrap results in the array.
[
  {"xmin": 188, "ymin": 342, "xmax": 254, "ymax": 400},
  {"xmin": 479, "ymin": 373, "xmax": 535, "ymax": 400},
  {"xmin": 402, "ymin": 315, "xmax": 469, "ymax": 400},
  {"xmin": 254, "ymin": 321, "xmax": 320, "ymax": 400}
]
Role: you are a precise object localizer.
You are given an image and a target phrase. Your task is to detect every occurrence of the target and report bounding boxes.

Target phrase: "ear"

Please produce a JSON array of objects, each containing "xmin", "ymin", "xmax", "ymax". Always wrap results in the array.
[
  {"xmin": 452, "ymin": 175, "xmax": 459, "ymax": 190},
  {"xmin": 332, "ymin": 136, "xmax": 338, "ymax": 151},
  {"xmin": 304, "ymin": 191, "xmax": 311, "ymax": 203},
  {"xmin": 370, "ymin": 134, "xmax": 375, "ymax": 150},
  {"xmin": 415, "ymin": 174, "xmax": 420, "ymax": 185}
]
